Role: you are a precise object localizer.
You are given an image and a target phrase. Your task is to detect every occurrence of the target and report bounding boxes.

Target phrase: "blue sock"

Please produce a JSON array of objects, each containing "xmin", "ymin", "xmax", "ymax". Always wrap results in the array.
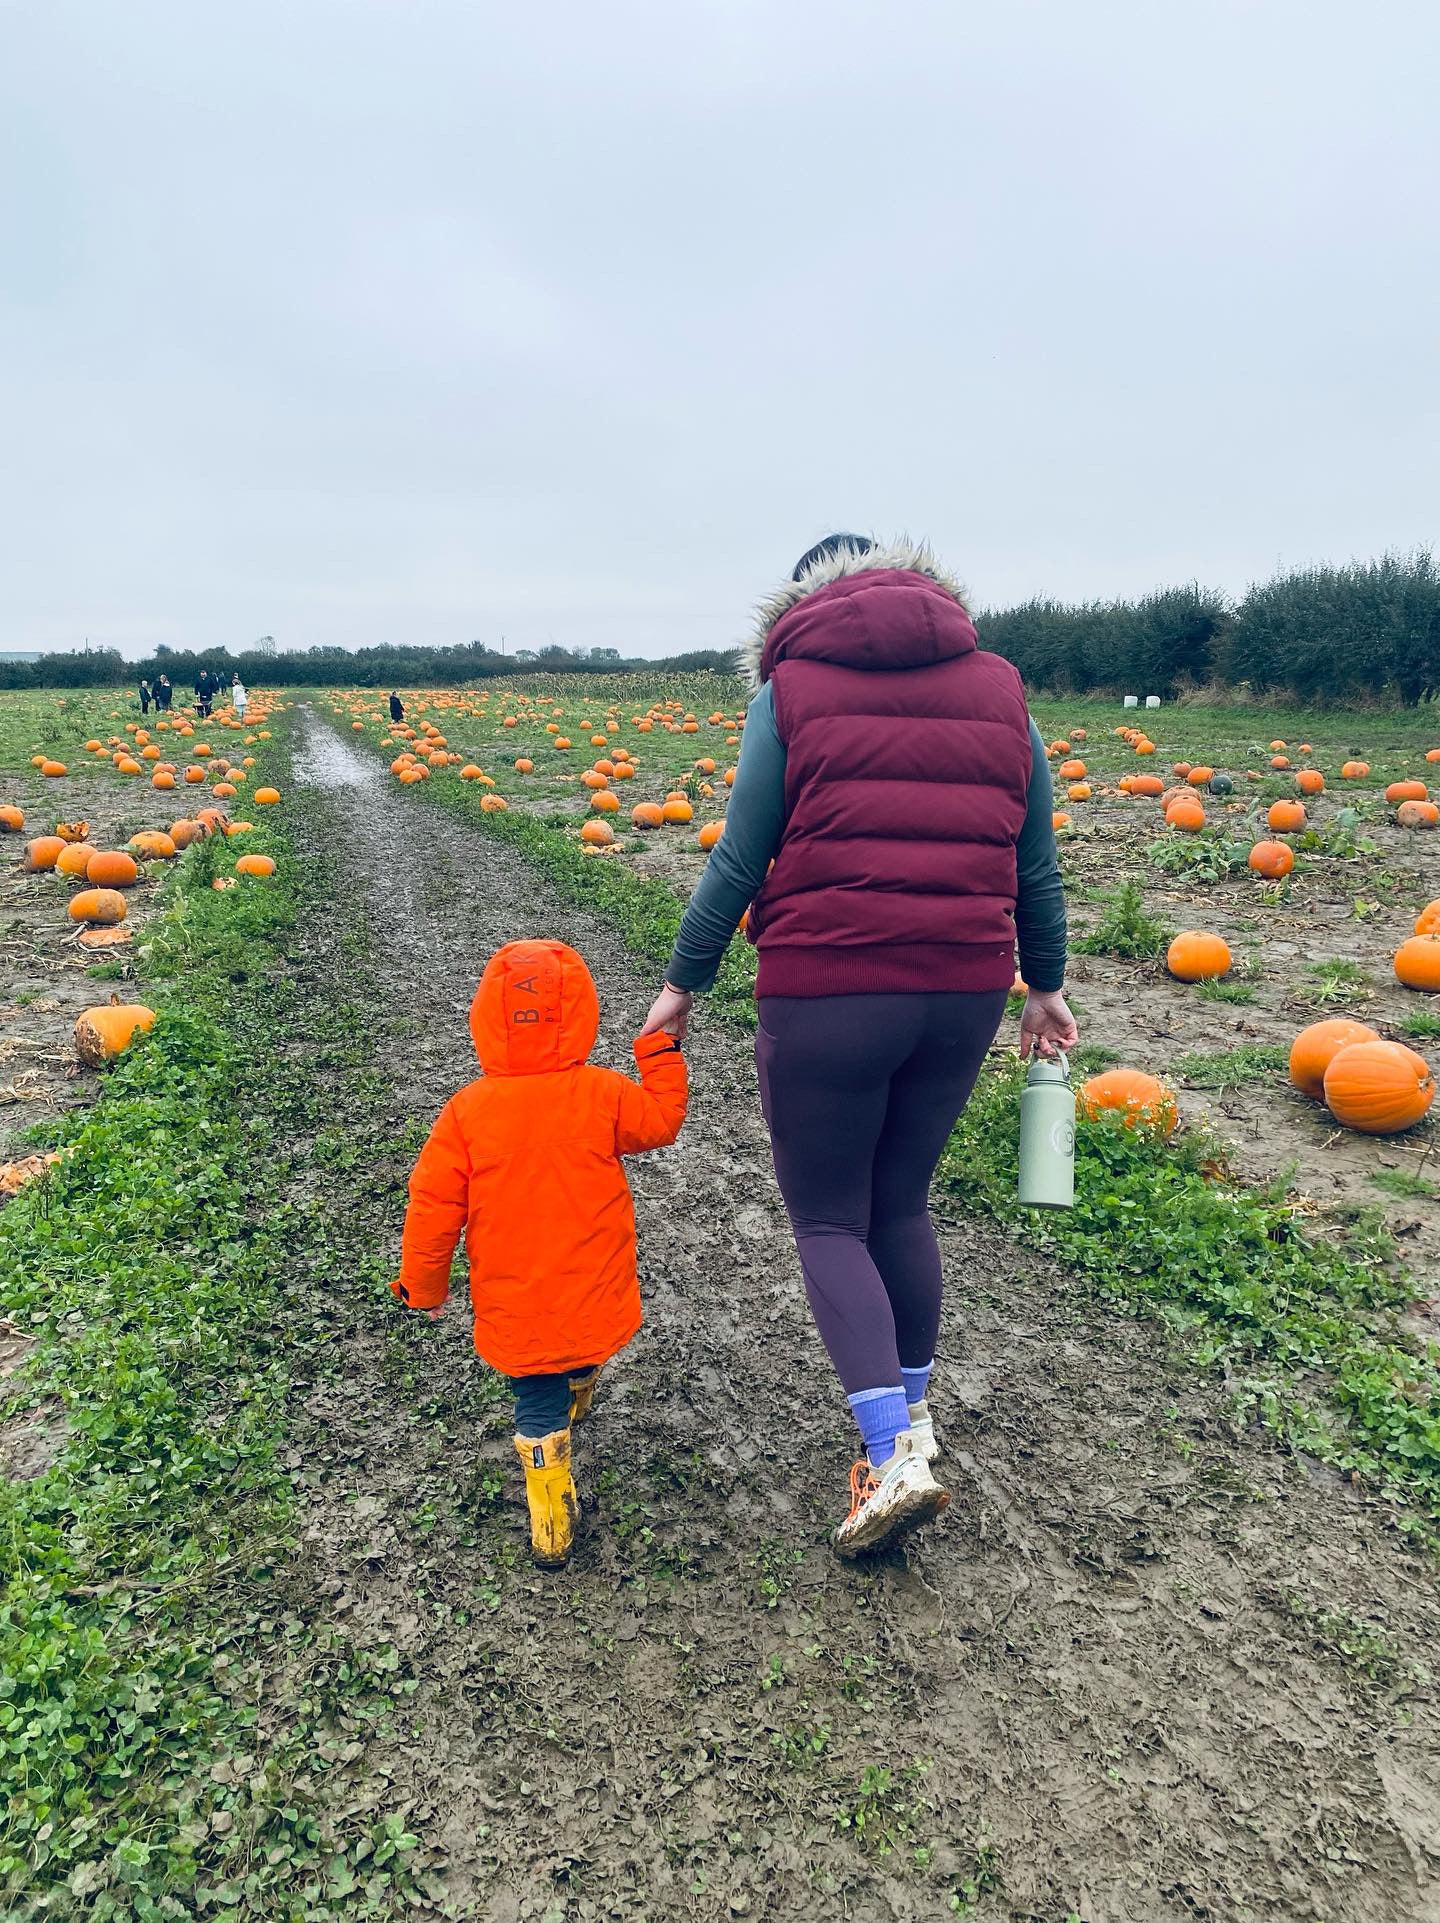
[
  {"xmin": 902, "ymin": 1361, "xmax": 933, "ymax": 1408},
  {"xmin": 847, "ymin": 1385, "xmax": 910, "ymax": 1468}
]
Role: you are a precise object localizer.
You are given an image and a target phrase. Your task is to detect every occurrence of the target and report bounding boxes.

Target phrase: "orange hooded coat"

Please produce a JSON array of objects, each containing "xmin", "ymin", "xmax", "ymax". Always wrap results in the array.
[{"xmin": 392, "ymin": 940, "xmax": 688, "ymax": 1376}]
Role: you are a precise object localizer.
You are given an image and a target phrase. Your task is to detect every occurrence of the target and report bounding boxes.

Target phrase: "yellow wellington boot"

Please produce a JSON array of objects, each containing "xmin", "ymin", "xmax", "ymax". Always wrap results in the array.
[
  {"xmin": 514, "ymin": 1428, "xmax": 578, "ymax": 1568},
  {"xmin": 568, "ymin": 1366, "xmax": 602, "ymax": 1426}
]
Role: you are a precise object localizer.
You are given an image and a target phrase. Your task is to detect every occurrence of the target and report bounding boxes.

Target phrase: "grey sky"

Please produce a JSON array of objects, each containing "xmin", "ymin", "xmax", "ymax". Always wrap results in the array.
[{"xmin": 3, "ymin": 1, "xmax": 1436, "ymax": 661}]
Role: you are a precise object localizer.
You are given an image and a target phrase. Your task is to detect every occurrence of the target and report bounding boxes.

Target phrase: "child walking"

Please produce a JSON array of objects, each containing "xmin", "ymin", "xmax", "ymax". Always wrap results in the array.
[{"xmin": 391, "ymin": 939, "xmax": 687, "ymax": 1567}]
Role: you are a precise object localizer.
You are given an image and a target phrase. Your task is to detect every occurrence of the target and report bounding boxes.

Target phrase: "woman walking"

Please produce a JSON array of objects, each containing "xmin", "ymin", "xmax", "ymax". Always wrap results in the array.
[{"xmin": 642, "ymin": 535, "xmax": 1076, "ymax": 1556}]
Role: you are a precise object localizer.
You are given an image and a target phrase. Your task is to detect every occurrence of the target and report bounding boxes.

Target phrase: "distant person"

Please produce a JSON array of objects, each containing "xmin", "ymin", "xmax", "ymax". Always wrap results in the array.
[
  {"xmin": 155, "ymin": 674, "xmax": 173, "ymax": 711},
  {"xmin": 195, "ymin": 670, "xmax": 214, "ymax": 719},
  {"xmin": 389, "ymin": 691, "xmax": 405, "ymax": 724},
  {"xmin": 391, "ymin": 940, "xmax": 687, "ymax": 1569},
  {"xmin": 642, "ymin": 533, "xmax": 1076, "ymax": 1558},
  {"xmin": 138, "ymin": 679, "xmax": 152, "ymax": 714},
  {"xmin": 231, "ymin": 675, "xmax": 248, "ymax": 722}
]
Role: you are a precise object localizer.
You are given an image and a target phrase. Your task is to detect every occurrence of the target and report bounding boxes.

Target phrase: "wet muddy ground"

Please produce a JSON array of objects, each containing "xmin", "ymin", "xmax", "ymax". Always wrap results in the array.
[{"xmin": 274, "ymin": 709, "xmax": 1440, "ymax": 1923}]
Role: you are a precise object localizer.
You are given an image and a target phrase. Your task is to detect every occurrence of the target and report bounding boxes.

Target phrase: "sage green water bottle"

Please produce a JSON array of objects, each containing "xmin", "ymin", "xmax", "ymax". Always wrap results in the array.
[{"xmin": 1018, "ymin": 1051, "xmax": 1075, "ymax": 1209}]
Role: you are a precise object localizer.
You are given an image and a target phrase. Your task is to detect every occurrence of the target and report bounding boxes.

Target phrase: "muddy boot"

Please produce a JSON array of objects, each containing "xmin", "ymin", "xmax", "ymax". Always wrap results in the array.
[
  {"xmin": 833, "ymin": 1432, "xmax": 949, "ymax": 1560},
  {"xmin": 906, "ymin": 1397, "xmax": 940, "ymax": 1463},
  {"xmin": 568, "ymin": 1366, "xmax": 602, "ymax": 1426},
  {"xmin": 514, "ymin": 1429, "xmax": 579, "ymax": 1569}
]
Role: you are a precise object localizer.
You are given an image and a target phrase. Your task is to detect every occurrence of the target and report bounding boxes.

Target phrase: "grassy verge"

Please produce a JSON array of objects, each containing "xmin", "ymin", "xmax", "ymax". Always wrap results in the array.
[
  {"xmin": 0, "ymin": 741, "xmax": 420, "ymax": 1919},
  {"xmin": 346, "ymin": 728, "xmax": 1440, "ymax": 1541}
]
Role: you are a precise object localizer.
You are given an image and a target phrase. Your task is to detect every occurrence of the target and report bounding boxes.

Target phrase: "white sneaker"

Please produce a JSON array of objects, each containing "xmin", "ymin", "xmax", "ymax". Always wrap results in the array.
[
  {"xmin": 907, "ymin": 1398, "xmax": 940, "ymax": 1463},
  {"xmin": 833, "ymin": 1432, "xmax": 949, "ymax": 1559}
]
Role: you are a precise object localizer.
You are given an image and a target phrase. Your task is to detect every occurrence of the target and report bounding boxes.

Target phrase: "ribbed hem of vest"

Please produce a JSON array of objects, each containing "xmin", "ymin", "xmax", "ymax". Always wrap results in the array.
[{"xmin": 754, "ymin": 942, "xmax": 1017, "ymax": 998}]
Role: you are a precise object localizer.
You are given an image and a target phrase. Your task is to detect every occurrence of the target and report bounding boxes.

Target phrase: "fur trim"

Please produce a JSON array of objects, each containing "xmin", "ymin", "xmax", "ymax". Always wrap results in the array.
[{"xmin": 741, "ymin": 538, "xmax": 970, "ymax": 686}]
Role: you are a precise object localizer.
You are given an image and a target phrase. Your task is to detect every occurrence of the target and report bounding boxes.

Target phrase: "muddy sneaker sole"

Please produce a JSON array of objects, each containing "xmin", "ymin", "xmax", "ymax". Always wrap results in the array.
[{"xmin": 834, "ymin": 1468, "xmax": 950, "ymax": 1560}]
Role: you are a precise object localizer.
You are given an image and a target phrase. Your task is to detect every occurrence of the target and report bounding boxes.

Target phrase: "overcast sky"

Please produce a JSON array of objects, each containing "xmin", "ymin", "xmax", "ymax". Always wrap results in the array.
[{"xmin": 2, "ymin": 1, "xmax": 1436, "ymax": 661}]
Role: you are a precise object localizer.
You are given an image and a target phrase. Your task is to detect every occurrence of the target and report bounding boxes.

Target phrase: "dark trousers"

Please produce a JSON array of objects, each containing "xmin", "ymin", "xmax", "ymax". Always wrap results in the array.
[
  {"xmin": 755, "ymin": 989, "xmax": 1008, "ymax": 1396},
  {"xmin": 508, "ymin": 1367, "xmax": 597, "ymax": 1436}
]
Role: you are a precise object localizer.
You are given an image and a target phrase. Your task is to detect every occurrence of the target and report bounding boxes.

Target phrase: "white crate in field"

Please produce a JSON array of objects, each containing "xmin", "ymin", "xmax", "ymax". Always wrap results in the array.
[
  {"xmin": 1145, "ymin": 695, "xmax": 1160, "ymax": 708},
  {"xmin": 1123, "ymin": 695, "xmax": 1139, "ymax": 708}
]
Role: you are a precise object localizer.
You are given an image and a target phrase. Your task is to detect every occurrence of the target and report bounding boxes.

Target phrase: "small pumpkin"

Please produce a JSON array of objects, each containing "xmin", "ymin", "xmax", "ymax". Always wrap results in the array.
[
  {"xmin": 0, "ymin": 804, "xmax": 23, "ymax": 832},
  {"xmin": 1165, "ymin": 797, "xmax": 1207, "ymax": 833},
  {"xmin": 74, "ymin": 999, "xmax": 157, "ymax": 1068},
  {"xmin": 1415, "ymin": 899, "xmax": 1440, "ymax": 938},
  {"xmin": 479, "ymin": 794, "xmax": 508, "ymax": 813},
  {"xmin": 1288, "ymin": 1019, "xmax": 1378, "ymax": 1100},
  {"xmin": 1058, "ymin": 759, "xmax": 1087, "ymax": 780},
  {"xmin": 590, "ymin": 790, "xmax": 621, "ymax": 814},
  {"xmin": 1208, "ymin": 772, "xmax": 1234, "ymax": 796},
  {"xmin": 1079, "ymin": 1069, "xmax": 1178, "ymax": 1137},
  {"xmin": 1185, "ymin": 765, "xmax": 1214, "ymax": 787},
  {"xmin": 1166, "ymin": 931, "xmax": 1232, "ymax": 982},
  {"xmin": 55, "ymin": 820, "xmax": 90, "ymax": 843},
  {"xmin": 698, "ymin": 821, "xmax": 724, "ymax": 850},
  {"xmin": 1340, "ymin": 760, "xmax": 1369, "ymax": 779},
  {"xmin": 254, "ymin": 787, "xmax": 281, "ymax": 805},
  {"xmin": 235, "ymin": 853, "xmax": 276, "ymax": 878},
  {"xmin": 23, "ymin": 835, "xmax": 66, "ymax": 872},
  {"xmin": 1323, "ymin": 1040, "xmax": 1435, "ymax": 1134},
  {"xmin": 67, "ymin": 888, "xmax": 128, "ymax": 926},
  {"xmin": 85, "ymin": 850, "xmax": 139, "ymax": 888},
  {"xmin": 55, "ymin": 842, "xmax": 94, "ymax": 876},
  {"xmin": 514, "ymin": 758, "xmax": 534, "ymax": 773},
  {"xmin": 1131, "ymin": 774, "xmax": 1165, "ymax": 798},
  {"xmin": 41, "ymin": 760, "xmax": 68, "ymax": 777},
  {"xmin": 662, "ymin": 799, "xmax": 694, "ymax": 824},
  {"xmin": 1247, "ymin": 839, "xmax": 1294, "ymax": 879},
  {"xmin": 1296, "ymin": 769, "xmax": 1325, "ymax": 795},
  {"xmin": 631, "ymin": 802, "xmax": 664, "ymax": 831},
  {"xmin": 1051, "ymin": 809, "xmax": 1072, "ymax": 831},
  {"xmin": 1394, "ymin": 936, "xmax": 1440, "ymax": 993},
  {"xmin": 1267, "ymin": 800, "xmax": 1306, "ymax": 832},
  {"xmin": 579, "ymin": 819, "xmax": 615, "ymax": 847}
]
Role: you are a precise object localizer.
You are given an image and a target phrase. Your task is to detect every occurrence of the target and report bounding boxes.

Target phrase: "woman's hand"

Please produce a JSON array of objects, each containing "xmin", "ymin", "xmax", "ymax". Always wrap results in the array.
[
  {"xmin": 1019, "ymin": 988, "xmax": 1078, "ymax": 1060},
  {"xmin": 640, "ymin": 983, "xmax": 695, "ymax": 1040}
]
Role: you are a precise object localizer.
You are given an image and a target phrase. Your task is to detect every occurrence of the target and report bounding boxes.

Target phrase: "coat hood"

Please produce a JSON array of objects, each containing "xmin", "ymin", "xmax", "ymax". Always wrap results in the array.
[
  {"xmin": 743, "ymin": 538, "xmax": 974, "ymax": 688},
  {"xmin": 469, "ymin": 939, "xmax": 600, "ymax": 1076}
]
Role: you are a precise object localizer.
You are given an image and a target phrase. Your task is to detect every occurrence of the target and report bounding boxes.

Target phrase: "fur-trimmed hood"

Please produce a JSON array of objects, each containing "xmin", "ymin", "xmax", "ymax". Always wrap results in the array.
[{"xmin": 743, "ymin": 538, "xmax": 973, "ymax": 688}]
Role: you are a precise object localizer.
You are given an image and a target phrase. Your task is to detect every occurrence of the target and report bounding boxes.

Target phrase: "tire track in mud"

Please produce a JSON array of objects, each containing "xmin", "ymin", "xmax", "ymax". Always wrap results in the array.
[{"xmin": 286, "ymin": 708, "xmax": 1440, "ymax": 1923}]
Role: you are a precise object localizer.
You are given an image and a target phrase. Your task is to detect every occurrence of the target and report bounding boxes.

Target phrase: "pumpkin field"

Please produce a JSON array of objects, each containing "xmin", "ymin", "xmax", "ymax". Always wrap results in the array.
[{"xmin": 2, "ymin": 677, "xmax": 1440, "ymax": 1922}]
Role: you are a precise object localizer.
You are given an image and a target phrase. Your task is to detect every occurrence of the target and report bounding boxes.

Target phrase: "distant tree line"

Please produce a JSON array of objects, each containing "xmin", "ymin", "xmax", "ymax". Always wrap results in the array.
[
  {"xmin": 5, "ymin": 550, "xmax": 1437, "ymax": 704},
  {"xmin": 0, "ymin": 638, "xmax": 741, "ymax": 693},
  {"xmin": 974, "ymin": 550, "xmax": 1440, "ymax": 705}
]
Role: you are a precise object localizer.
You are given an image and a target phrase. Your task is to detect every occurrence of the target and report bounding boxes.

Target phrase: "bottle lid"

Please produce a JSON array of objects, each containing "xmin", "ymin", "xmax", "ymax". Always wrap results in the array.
[{"xmin": 1025, "ymin": 1049, "xmax": 1070, "ymax": 1085}]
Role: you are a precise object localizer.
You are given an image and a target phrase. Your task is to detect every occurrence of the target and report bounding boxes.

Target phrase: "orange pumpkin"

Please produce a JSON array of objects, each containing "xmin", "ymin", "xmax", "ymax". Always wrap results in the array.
[
  {"xmin": 698, "ymin": 821, "xmax": 724, "ymax": 850},
  {"xmin": 1288, "ymin": 1019, "xmax": 1378, "ymax": 1100},
  {"xmin": 23, "ymin": 835, "xmax": 66, "ymax": 872},
  {"xmin": 1079, "ymin": 1069, "xmax": 1178, "ymax": 1137},
  {"xmin": 85, "ymin": 850, "xmax": 139, "ymax": 888},
  {"xmin": 129, "ymin": 831, "xmax": 177, "ymax": 859},
  {"xmin": 74, "ymin": 1001, "xmax": 157, "ymax": 1067},
  {"xmin": 0, "ymin": 805, "xmax": 22, "ymax": 832},
  {"xmin": 1058, "ymin": 759, "xmax": 1087, "ymax": 780},
  {"xmin": 590, "ymin": 790, "xmax": 621, "ymax": 813},
  {"xmin": 579, "ymin": 819, "xmax": 615, "ymax": 847},
  {"xmin": 1247, "ymin": 839, "xmax": 1294, "ymax": 879},
  {"xmin": 1386, "ymin": 780, "xmax": 1428, "ymax": 805},
  {"xmin": 1296, "ymin": 769, "xmax": 1324, "ymax": 795},
  {"xmin": 55, "ymin": 842, "xmax": 94, "ymax": 876},
  {"xmin": 1067, "ymin": 782, "xmax": 1092, "ymax": 801},
  {"xmin": 479, "ymin": 794, "xmax": 508, "ymax": 813},
  {"xmin": 1185, "ymin": 765, "xmax": 1214, "ymax": 787},
  {"xmin": 662, "ymin": 799, "xmax": 694, "ymax": 824},
  {"xmin": 1396, "ymin": 800, "xmax": 1439, "ymax": 829},
  {"xmin": 1166, "ymin": 931, "xmax": 1232, "ymax": 982},
  {"xmin": 235, "ymin": 853, "xmax": 276, "ymax": 878},
  {"xmin": 254, "ymin": 787, "xmax": 281, "ymax": 805},
  {"xmin": 67, "ymin": 888, "xmax": 127, "ymax": 926},
  {"xmin": 1415, "ymin": 900, "xmax": 1440, "ymax": 938},
  {"xmin": 1051, "ymin": 809, "xmax": 1072, "ymax": 831},
  {"xmin": 41, "ymin": 761, "xmax": 67, "ymax": 778},
  {"xmin": 514, "ymin": 758, "xmax": 534, "ymax": 774},
  {"xmin": 1323, "ymin": 1040, "xmax": 1435, "ymax": 1134},
  {"xmin": 1131, "ymin": 774, "xmax": 1165, "ymax": 797},
  {"xmin": 1268, "ymin": 800, "xmax": 1306, "ymax": 832},
  {"xmin": 1165, "ymin": 797, "xmax": 1207, "ymax": 833},
  {"xmin": 631, "ymin": 802, "xmax": 664, "ymax": 830},
  {"xmin": 1340, "ymin": 760, "xmax": 1369, "ymax": 779},
  {"xmin": 1394, "ymin": 937, "xmax": 1440, "ymax": 992}
]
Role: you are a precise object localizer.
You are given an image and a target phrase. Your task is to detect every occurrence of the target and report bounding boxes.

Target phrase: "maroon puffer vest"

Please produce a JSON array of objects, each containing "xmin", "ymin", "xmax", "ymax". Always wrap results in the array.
[{"xmin": 748, "ymin": 567, "xmax": 1031, "ymax": 997}]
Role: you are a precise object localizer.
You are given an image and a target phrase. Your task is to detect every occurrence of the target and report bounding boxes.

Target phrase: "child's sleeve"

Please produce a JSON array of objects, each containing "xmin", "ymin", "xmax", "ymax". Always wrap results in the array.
[
  {"xmin": 392, "ymin": 1097, "xmax": 470, "ymax": 1310},
  {"xmin": 614, "ymin": 1033, "xmax": 689, "ymax": 1155}
]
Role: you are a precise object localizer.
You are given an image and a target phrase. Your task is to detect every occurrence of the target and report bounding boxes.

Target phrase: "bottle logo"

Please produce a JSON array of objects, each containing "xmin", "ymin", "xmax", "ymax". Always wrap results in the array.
[{"xmin": 1050, "ymin": 1119, "xmax": 1074, "ymax": 1156}]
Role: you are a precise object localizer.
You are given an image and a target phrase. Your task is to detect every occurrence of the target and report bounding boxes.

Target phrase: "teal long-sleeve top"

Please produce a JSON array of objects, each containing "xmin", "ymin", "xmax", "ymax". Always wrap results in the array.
[{"xmin": 664, "ymin": 684, "xmax": 1068, "ymax": 995}]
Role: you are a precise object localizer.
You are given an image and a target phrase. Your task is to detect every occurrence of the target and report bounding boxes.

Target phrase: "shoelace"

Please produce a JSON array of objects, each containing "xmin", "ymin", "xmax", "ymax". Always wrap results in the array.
[{"xmin": 846, "ymin": 1459, "xmax": 880, "ymax": 1519}]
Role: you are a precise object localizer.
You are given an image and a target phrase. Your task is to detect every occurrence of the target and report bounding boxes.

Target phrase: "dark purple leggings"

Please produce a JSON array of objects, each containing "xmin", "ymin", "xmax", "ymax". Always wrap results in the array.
[{"xmin": 755, "ymin": 990, "xmax": 1008, "ymax": 1396}]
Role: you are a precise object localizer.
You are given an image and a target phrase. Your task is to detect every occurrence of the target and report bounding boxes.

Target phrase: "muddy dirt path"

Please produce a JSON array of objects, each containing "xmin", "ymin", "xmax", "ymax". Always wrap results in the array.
[{"xmin": 286, "ymin": 710, "xmax": 1440, "ymax": 1923}]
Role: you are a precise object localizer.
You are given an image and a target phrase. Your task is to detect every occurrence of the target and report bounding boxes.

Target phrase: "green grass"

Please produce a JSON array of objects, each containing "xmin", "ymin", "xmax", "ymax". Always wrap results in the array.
[
  {"xmin": 1197, "ymin": 977, "xmax": 1258, "ymax": 1006},
  {"xmin": 1370, "ymin": 1166, "xmax": 1438, "ymax": 1201},
  {"xmin": 0, "ymin": 746, "xmax": 423, "ymax": 1919},
  {"xmin": 1400, "ymin": 1009, "xmax": 1440, "ymax": 1042},
  {"xmin": 1174, "ymin": 1044, "xmax": 1289, "ymax": 1089},
  {"xmin": 1072, "ymin": 880, "xmax": 1171, "ymax": 962}
]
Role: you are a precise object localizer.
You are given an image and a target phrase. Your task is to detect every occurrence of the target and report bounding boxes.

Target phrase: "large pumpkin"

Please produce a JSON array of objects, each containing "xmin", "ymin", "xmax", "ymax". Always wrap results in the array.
[
  {"xmin": 23, "ymin": 835, "xmax": 66, "ymax": 872},
  {"xmin": 1323, "ymin": 1040, "xmax": 1435, "ymax": 1134},
  {"xmin": 631, "ymin": 802, "xmax": 663, "ymax": 830},
  {"xmin": 1267, "ymin": 799, "xmax": 1306, "ymax": 832},
  {"xmin": 254, "ymin": 787, "xmax": 281, "ymax": 805},
  {"xmin": 74, "ymin": 1001, "xmax": 157, "ymax": 1068},
  {"xmin": 1394, "ymin": 937, "xmax": 1440, "ymax": 992},
  {"xmin": 1247, "ymin": 839, "xmax": 1294, "ymax": 879},
  {"xmin": 1166, "ymin": 931, "xmax": 1232, "ymax": 981},
  {"xmin": 85, "ymin": 850, "xmax": 139, "ymax": 888},
  {"xmin": 1396, "ymin": 800, "xmax": 1439, "ymax": 829},
  {"xmin": 1386, "ymin": 780, "xmax": 1428, "ymax": 805},
  {"xmin": 1288, "ymin": 1018, "xmax": 1378, "ymax": 1100},
  {"xmin": 235, "ymin": 853, "xmax": 276, "ymax": 878},
  {"xmin": 579, "ymin": 819, "xmax": 615, "ymax": 847},
  {"xmin": 1296, "ymin": 769, "xmax": 1325, "ymax": 795},
  {"xmin": 67, "ymin": 888, "xmax": 128, "ymax": 926},
  {"xmin": 1079, "ymin": 1069, "xmax": 1178, "ymax": 1137},
  {"xmin": 55, "ymin": 842, "xmax": 95, "ymax": 876},
  {"xmin": 1165, "ymin": 796, "xmax": 1206, "ymax": 833}
]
